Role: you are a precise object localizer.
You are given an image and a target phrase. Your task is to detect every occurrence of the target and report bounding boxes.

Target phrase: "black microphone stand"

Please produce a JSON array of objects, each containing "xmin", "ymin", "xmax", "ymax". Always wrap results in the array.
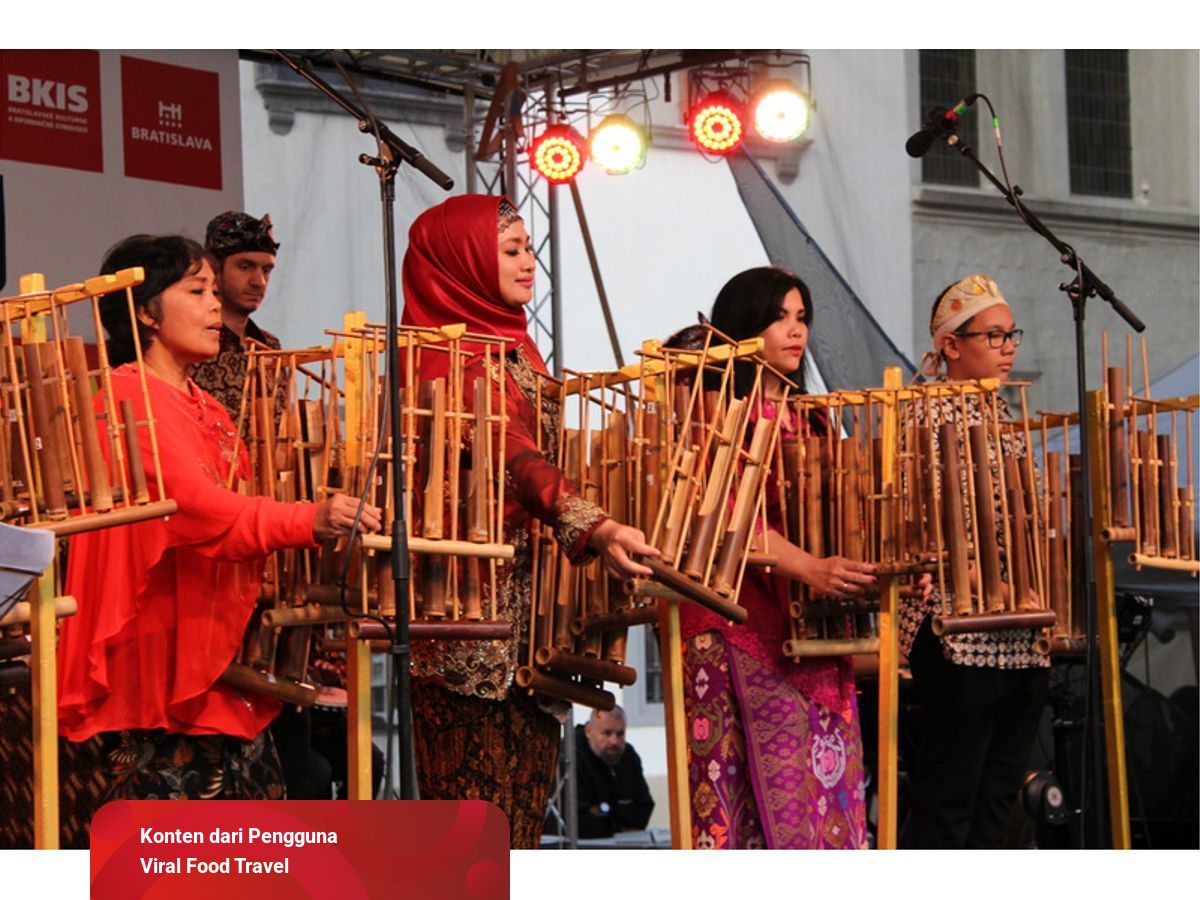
[
  {"xmin": 273, "ymin": 50, "xmax": 454, "ymax": 801},
  {"xmin": 931, "ymin": 122, "xmax": 1145, "ymax": 848}
]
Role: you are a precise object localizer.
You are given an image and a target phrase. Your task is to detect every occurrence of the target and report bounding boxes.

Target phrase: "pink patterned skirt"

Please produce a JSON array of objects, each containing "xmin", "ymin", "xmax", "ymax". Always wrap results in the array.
[{"xmin": 683, "ymin": 630, "xmax": 867, "ymax": 849}]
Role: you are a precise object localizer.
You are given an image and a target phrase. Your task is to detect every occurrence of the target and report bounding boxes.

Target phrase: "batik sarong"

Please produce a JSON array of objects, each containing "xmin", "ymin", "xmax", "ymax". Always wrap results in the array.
[{"xmin": 684, "ymin": 631, "xmax": 867, "ymax": 849}]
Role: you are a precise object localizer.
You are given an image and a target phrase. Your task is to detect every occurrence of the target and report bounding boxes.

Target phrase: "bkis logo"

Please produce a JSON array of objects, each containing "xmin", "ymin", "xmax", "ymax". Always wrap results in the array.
[
  {"xmin": 0, "ymin": 50, "xmax": 103, "ymax": 173},
  {"xmin": 7, "ymin": 75, "xmax": 89, "ymax": 113}
]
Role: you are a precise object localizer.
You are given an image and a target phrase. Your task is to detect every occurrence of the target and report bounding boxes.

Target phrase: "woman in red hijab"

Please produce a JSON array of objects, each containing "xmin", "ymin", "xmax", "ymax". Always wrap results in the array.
[{"xmin": 402, "ymin": 194, "xmax": 656, "ymax": 847}]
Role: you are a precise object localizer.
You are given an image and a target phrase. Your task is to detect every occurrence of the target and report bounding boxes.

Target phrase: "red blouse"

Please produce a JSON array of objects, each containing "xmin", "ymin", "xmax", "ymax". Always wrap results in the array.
[{"xmin": 57, "ymin": 365, "xmax": 319, "ymax": 742}]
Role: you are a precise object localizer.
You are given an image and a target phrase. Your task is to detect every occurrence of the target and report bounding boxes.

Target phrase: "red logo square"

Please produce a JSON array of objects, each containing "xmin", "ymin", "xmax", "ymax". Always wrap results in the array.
[
  {"xmin": 120, "ymin": 56, "xmax": 222, "ymax": 191},
  {"xmin": 1, "ymin": 49, "xmax": 103, "ymax": 173}
]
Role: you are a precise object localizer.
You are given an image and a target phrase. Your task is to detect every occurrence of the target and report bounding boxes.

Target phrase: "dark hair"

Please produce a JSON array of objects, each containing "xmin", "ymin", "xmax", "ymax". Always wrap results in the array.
[
  {"xmin": 709, "ymin": 266, "xmax": 814, "ymax": 397},
  {"xmin": 98, "ymin": 235, "xmax": 213, "ymax": 366}
]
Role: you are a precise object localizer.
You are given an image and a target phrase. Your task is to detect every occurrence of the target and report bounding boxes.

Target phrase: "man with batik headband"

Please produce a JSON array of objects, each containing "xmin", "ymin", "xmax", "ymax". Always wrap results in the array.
[{"xmin": 191, "ymin": 210, "xmax": 283, "ymax": 423}]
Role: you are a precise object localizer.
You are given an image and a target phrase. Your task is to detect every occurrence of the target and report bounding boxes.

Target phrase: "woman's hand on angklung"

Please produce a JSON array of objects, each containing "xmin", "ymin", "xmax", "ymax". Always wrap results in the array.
[
  {"xmin": 313, "ymin": 493, "xmax": 383, "ymax": 542},
  {"xmin": 917, "ymin": 572, "xmax": 934, "ymax": 600},
  {"xmin": 587, "ymin": 519, "xmax": 660, "ymax": 580},
  {"xmin": 808, "ymin": 556, "xmax": 877, "ymax": 599}
]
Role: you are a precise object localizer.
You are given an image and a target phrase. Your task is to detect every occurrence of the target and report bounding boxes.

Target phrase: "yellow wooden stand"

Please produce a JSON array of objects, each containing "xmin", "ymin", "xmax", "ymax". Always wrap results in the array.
[{"xmin": 1086, "ymin": 389, "xmax": 1133, "ymax": 849}]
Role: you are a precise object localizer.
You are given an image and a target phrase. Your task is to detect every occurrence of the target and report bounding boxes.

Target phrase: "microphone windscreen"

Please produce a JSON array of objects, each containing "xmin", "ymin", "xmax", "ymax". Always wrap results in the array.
[{"xmin": 906, "ymin": 129, "xmax": 935, "ymax": 158}]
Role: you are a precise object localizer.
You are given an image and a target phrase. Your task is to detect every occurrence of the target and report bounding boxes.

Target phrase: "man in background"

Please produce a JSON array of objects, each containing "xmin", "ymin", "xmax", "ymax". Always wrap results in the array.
[{"xmin": 575, "ymin": 706, "xmax": 654, "ymax": 838}]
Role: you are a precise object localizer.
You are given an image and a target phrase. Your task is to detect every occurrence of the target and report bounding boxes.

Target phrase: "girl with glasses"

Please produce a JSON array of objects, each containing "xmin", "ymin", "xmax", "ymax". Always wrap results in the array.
[{"xmin": 901, "ymin": 274, "xmax": 1050, "ymax": 848}]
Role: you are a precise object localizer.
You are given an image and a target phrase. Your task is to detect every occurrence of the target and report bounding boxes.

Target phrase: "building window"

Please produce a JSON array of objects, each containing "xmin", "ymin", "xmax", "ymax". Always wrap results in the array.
[
  {"xmin": 1065, "ymin": 50, "xmax": 1132, "ymax": 198},
  {"xmin": 619, "ymin": 625, "xmax": 663, "ymax": 726},
  {"xmin": 918, "ymin": 50, "xmax": 979, "ymax": 187},
  {"xmin": 643, "ymin": 626, "xmax": 663, "ymax": 705}
]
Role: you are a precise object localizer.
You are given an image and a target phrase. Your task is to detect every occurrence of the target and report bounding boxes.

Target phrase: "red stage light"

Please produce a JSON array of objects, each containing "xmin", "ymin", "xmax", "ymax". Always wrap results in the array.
[
  {"xmin": 688, "ymin": 91, "xmax": 745, "ymax": 155},
  {"xmin": 531, "ymin": 125, "xmax": 586, "ymax": 182}
]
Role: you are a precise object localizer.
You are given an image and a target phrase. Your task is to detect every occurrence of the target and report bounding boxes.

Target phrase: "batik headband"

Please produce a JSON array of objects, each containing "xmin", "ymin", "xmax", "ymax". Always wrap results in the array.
[
  {"xmin": 204, "ymin": 211, "xmax": 280, "ymax": 258},
  {"xmin": 930, "ymin": 274, "xmax": 1008, "ymax": 348}
]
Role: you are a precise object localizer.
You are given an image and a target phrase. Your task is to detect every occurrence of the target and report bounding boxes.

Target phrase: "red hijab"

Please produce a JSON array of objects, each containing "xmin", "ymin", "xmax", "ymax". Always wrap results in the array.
[{"xmin": 402, "ymin": 194, "xmax": 545, "ymax": 376}]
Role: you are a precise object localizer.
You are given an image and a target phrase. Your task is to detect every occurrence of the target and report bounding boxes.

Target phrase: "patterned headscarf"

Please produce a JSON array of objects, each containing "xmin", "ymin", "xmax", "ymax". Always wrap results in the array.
[
  {"xmin": 204, "ymin": 211, "xmax": 280, "ymax": 259},
  {"xmin": 917, "ymin": 274, "xmax": 1010, "ymax": 379},
  {"xmin": 930, "ymin": 274, "xmax": 1008, "ymax": 347}
]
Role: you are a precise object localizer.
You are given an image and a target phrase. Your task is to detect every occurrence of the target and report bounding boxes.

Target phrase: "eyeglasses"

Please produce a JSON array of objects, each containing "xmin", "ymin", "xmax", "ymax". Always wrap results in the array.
[{"xmin": 955, "ymin": 328, "xmax": 1023, "ymax": 348}]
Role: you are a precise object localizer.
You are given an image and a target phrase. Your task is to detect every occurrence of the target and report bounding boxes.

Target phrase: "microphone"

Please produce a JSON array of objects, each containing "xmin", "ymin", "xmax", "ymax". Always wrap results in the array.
[{"xmin": 905, "ymin": 95, "xmax": 978, "ymax": 158}]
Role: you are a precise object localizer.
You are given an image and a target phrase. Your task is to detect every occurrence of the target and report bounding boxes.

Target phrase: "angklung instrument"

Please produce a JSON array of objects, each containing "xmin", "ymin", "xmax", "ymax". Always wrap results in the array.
[
  {"xmin": 515, "ymin": 326, "xmax": 781, "ymax": 710},
  {"xmin": 1, "ymin": 268, "xmax": 179, "ymax": 850}
]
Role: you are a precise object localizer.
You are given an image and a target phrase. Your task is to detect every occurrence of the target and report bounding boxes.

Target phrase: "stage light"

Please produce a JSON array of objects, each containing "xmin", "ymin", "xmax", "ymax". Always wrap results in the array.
[
  {"xmin": 588, "ymin": 114, "xmax": 646, "ymax": 174},
  {"xmin": 531, "ymin": 125, "xmax": 586, "ymax": 183},
  {"xmin": 751, "ymin": 80, "xmax": 811, "ymax": 142},
  {"xmin": 687, "ymin": 91, "xmax": 744, "ymax": 155}
]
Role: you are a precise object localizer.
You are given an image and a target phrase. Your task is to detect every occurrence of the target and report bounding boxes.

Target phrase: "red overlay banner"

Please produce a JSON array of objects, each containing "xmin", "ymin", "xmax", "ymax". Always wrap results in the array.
[
  {"xmin": 1, "ymin": 49, "xmax": 103, "ymax": 172},
  {"xmin": 90, "ymin": 800, "xmax": 509, "ymax": 900},
  {"xmin": 120, "ymin": 56, "xmax": 223, "ymax": 191}
]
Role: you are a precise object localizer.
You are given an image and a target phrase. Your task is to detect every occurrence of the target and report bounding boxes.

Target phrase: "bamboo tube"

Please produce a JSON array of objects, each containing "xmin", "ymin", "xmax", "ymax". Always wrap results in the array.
[
  {"xmin": 26, "ymin": 498, "xmax": 177, "ymax": 536},
  {"xmin": 1138, "ymin": 429, "xmax": 1160, "ymax": 556},
  {"xmin": 781, "ymin": 437, "xmax": 801, "ymax": 544},
  {"xmin": 119, "ymin": 398, "xmax": 149, "ymax": 504},
  {"xmin": 1045, "ymin": 452, "xmax": 1071, "ymax": 635},
  {"xmin": 968, "ymin": 424, "xmax": 1004, "ymax": 612},
  {"xmin": 804, "ymin": 434, "xmax": 825, "ymax": 558},
  {"xmin": 642, "ymin": 557, "xmax": 747, "ymax": 624},
  {"xmin": 642, "ymin": 403, "xmax": 662, "ymax": 536},
  {"xmin": 1107, "ymin": 367, "xmax": 1130, "ymax": 526},
  {"xmin": 932, "ymin": 609, "xmax": 1056, "ymax": 635},
  {"xmin": 917, "ymin": 422, "xmax": 936, "ymax": 559},
  {"xmin": 515, "ymin": 666, "xmax": 615, "ymax": 711},
  {"xmin": 535, "ymin": 647, "xmax": 637, "ymax": 686},
  {"xmin": 1004, "ymin": 458, "xmax": 1035, "ymax": 612},
  {"xmin": 273, "ymin": 620, "xmax": 311, "ymax": 683},
  {"xmin": 682, "ymin": 397, "xmax": 746, "ymax": 579},
  {"xmin": 939, "ymin": 422, "xmax": 974, "ymax": 615},
  {"xmin": 1101, "ymin": 526, "xmax": 1137, "ymax": 543},
  {"xmin": 713, "ymin": 415, "xmax": 774, "ymax": 593},
  {"xmin": 418, "ymin": 555, "xmax": 448, "ymax": 619},
  {"xmin": 38, "ymin": 342, "xmax": 79, "ymax": 501},
  {"xmin": 21, "ymin": 343, "xmax": 68, "ymax": 516},
  {"xmin": 840, "ymin": 437, "xmax": 866, "ymax": 562},
  {"xmin": 461, "ymin": 557, "xmax": 484, "ymax": 620},
  {"xmin": 262, "ymin": 604, "xmax": 351, "ymax": 628},
  {"xmin": 572, "ymin": 603, "xmax": 660, "ymax": 635},
  {"xmin": 374, "ymin": 553, "xmax": 396, "ymax": 617},
  {"xmin": 64, "ymin": 337, "xmax": 112, "ymax": 511},
  {"xmin": 1157, "ymin": 434, "xmax": 1178, "ymax": 558},
  {"xmin": 605, "ymin": 410, "xmax": 628, "ymax": 525},
  {"xmin": 467, "ymin": 377, "xmax": 489, "ymax": 541},
  {"xmin": 219, "ymin": 662, "xmax": 316, "ymax": 707},
  {"xmin": 351, "ymin": 619, "xmax": 512, "ymax": 641},
  {"xmin": 359, "ymin": 533, "xmax": 513, "ymax": 559},
  {"xmin": 784, "ymin": 637, "xmax": 880, "ymax": 657},
  {"xmin": 552, "ymin": 559, "xmax": 576, "ymax": 651},
  {"xmin": 660, "ymin": 449, "xmax": 697, "ymax": 563},
  {"xmin": 1179, "ymin": 487, "xmax": 1194, "ymax": 562},
  {"xmin": 421, "ymin": 378, "xmax": 446, "ymax": 539},
  {"xmin": 1126, "ymin": 554, "xmax": 1200, "ymax": 573},
  {"xmin": 534, "ymin": 538, "xmax": 555, "ymax": 653}
]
